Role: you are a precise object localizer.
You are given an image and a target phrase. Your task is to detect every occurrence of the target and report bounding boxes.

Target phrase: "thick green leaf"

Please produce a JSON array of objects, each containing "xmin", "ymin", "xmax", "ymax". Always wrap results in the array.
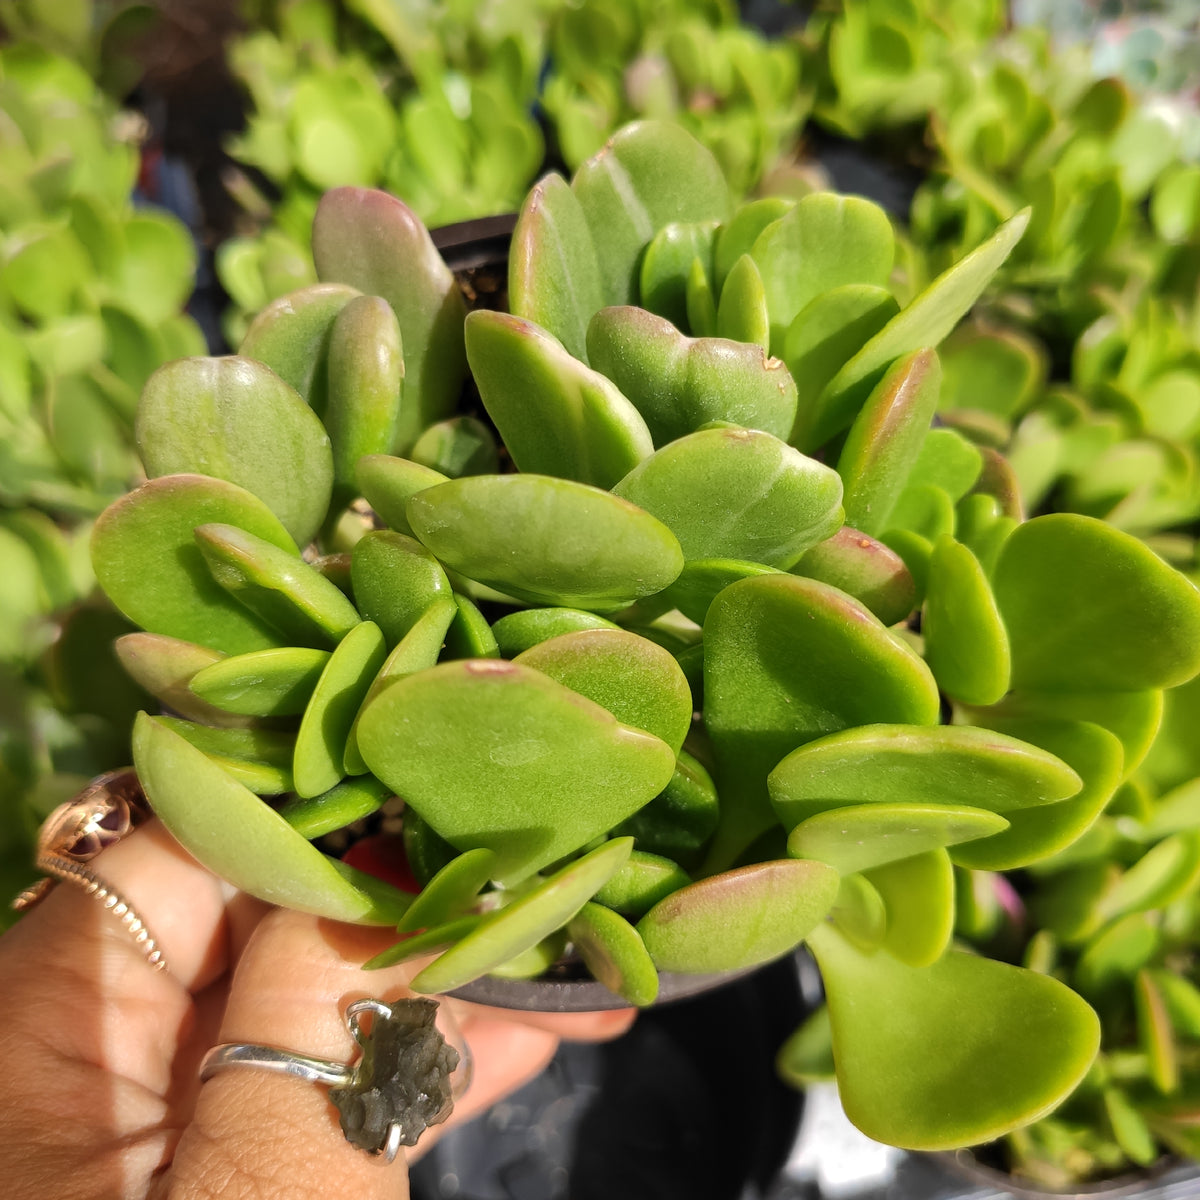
[
  {"xmin": 154, "ymin": 715, "xmax": 295, "ymax": 793},
  {"xmin": 864, "ymin": 849, "xmax": 955, "ymax": 967},
  {"xmin": 92, "ymin": 475, "xmax": 296, "ymax": 655},
  {"xmin": 782, "ymin": 285, "xmax": 899, "ymax": 440},
  {"xmin": 194, "ymin": 523, "xmax": 361, "ymax": 649},
  {"xmin": 509, "ymin": 172, "xmax": 604, "ymax": 363},
  {"xmin": 350, "ymin": 530, "xmax": 451, "ymax": 648},
  {"xmin": 136, "ymin": 357, "xmax": 334, "ymax": 548},
  {"xmin": 922, "ymin": 536, "xmax": 1010, "ymax": 706},
  {"xmin": 637, "ymin": 858, "xmax": 839, "ymax": 973},
  {"xmin": 714, "ymin": 197, "xmax": 794, "ymax": 289},
  {"xmin": 716, "ymin": 254, "xmax": 770, "ymax": 352},
  {"xmin": 776, "ymin": 1005, "xmax": 836, "ymax": 1087},
  {"xmin": 443, "ymin": 594, "xmax": 501, "ymax": 660},
  {"xmin": 586, "ymin": 306, "xmax": 797, "ymax": 446},
  {"xmin": 654, "ymin": 559, "xmax": 781, "ymax": 626},
  {"xmin": 465, "ymin": 310, "xmax": 652, "ymax": 489},
  {"xmin": 837, "ymin": 349, "xmax": 941, "ymax": 536},
  {"xmin": 363, "ymin": 916, "xmax": 483, "ymax": 971},
  {"xmin": 803, "ymin": 209, "xmax": 1030, "ymax": 450},
  {"xmin": 397, "ymin": 848, "xmax": 497, "ymax": 934},
  {"xmin": 406, "ymin": 474, "xmax": 684, "ymax": 611},
  {"xmin": 312, "ymin": 187, "xmax": 466, "ymax": 450},
  {"xmin": 292, "ymin": 620, "xmax": 387, "ymax": 798},
  {"xmin": 949, "ymin": 717, "xmax": 1124, "ymax": 871},
  {"xmin": 409, "ymin": 417, "xmax": 498, "ymax": 478},
  {"xmin": 593, "ymin": 850, "xmax": 692, "ymax": 918},
  {"xmin": 830, "ymin": 874, "xmax": 887, "ymax": 952},
  {"xmin": 572, "ymin": 120, "xmax": 731, "ymax": 307},
  {"xmin": 492, "ymin": 608, "xmax": 620, "ymax": 657},
  {"xmin": 612, "ymin": 749, "xmax": 719, "ymax": 867},
  {"xmin": 515, "ymin": 629, "xmax": 692, "ymax": 755},
  {"xmin": 994, "ymin": 514, "xmax": 1200, "ymax": 692},
  {"xmin": 808, "ymin": 922, "xmax": 1100, "ymax": 1150},
  {"xmin": 114, "ymin": 633, "xmax": 247, "ymax": 727},
  {"xmin": 189, "ymin": 646, "xmax": 330, "ymax": 716},
  {"xmin": 356, "ymin": 454, "xmax": 448, "ymax": 536},
  {"xmin": 133, "ymin": 714, "xmax": 409, "ymax": 923},
  {"xmin": 278, "ymin": 775, "xmax": 392, "ymax": 839},
  {"xmin": 238, "ymin": 282, "xmax": 359, "ymax": 410},
  {"xmin": 705, "ymin": 575, "xmax": 941, "ymax": 866},
  {"xmin": 325, "ymin": 294, "xmax": 404, "ymax": 503},
  {"xmin": 410, "ymin": 838, "xmax": 634, "ymax": 993},
  {"xmin": 787, "ymin": 802, "xmax": 1007, "ymax": 875},
  {"xmin": 1097, "ymin": 833, "xmax": 1200, "ymax": 924},
  {"xmin": 751, "ymin": 193, "xmax": 895, "ymax": 355},
  {"xmin": 356, "ymin": 660, "xmax": 675, "ymax": 882},
  {"xmin": 612, "ymin": 427, "xmax": 843, "ymax": 568},
  {"xmin": 639, "ymin": 220, "xmax": 717, "ymax": 330},
  {"xmin": 791, "ymin": 527, "xmax": 916, "ymax": 626},
  {"xmin": 569, "ymin": 902, "xmax": 659, "ymax": 1006},
  {"xmin": 768, "ymin": 723, "xmax": 1082, "ymax": 830}
]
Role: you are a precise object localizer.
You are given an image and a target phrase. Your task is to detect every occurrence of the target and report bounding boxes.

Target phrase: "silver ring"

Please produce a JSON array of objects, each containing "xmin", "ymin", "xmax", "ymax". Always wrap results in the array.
[{"xmin": 200, "ymin": 997, "xmax": 467, "ymax": 1161}]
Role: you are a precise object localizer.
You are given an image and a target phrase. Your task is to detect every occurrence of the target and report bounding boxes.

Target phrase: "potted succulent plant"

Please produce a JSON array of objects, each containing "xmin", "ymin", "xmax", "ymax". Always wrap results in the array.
[{"xmin": 84, "ymin": 120, "xmax": 1200, "ymax": 1160}]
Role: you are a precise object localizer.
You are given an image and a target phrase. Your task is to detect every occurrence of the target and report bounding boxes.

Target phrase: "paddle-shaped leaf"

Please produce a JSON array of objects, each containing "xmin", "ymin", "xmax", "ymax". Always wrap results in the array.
[
  {"xmin": 612, "ymin": 427, "xmax": 843, "ymax": 568},
  {"xmin": 922, "ymin": 536, "xmax": 1011, "ymax": 706},
  {"xmin": 356, "ymin": 660, "xmax": 676, "ymax": 883},
  {"xmin": 572, "ymin": 121, "xmax": 731, "ymax": 307},
  {"xmin": 637, "ymin": 858, "xmax": 839, "ymax": 973},
  {"xmin": 994, "ymin": 514, "xmax": 1200, "ymax": 692},
  {"xmin": 768, "ymin": 723, "xmax": 1082, "ymax": 831},
  {"xmin": 350, "ymin": 531, "xmax": 452, "ymax": 648},
  {"xmin": 705, "ymin": 575, "xmax": 941, "ymax": 866},
  {"xmin": 312, "ymin": 187, "xmax": 466, "ymax": 450},
  {"xmin": 278, "ymin": 776, "xmax": 392, "ymax": 839},
  {"xmin": 325, "ymin": 294, "xmax": 404, "ymax": 504},
  {"xmin": 783, "ymin": 286, "xmax": 899, "ymax": 437},
  {"xmin": 133, "ymin": 714, "xmax": 410, "ymax": 923},
  {"xmin": 356, "ymin": 454, "xmax": 448, "ymax": 536},
  {"xmin": 115, "ymin": 633, "xmax": 246, "ymax": 727},
  {"xmin": 751, "ymin": 193, "xmax": 895, "ymax": 355},
  {"xmin": 791, "ymin": 526, "xmax": 917, "ymax": 626},
  {"xmin": 787, "ymin": 803, "xmax": 1007, "ymax": 875},
  {"xmin": 406, "ymin": 475, "xmax": 684, "ymax": 611},
  {"xmin": 509, "ymin": 172, "xmax": 604, "ymax": 363},
  {"xmin": 238, "ymin": 282, "xmax": 359, "ymax": 411},
  {"xmin": 639, "ymin": 220, "xmax": 718, "ymax": 330},
  {"xmin": 949, "ymin": 717, "xmax": 1124, "ymax": 871},
  {"xmin": 92, "ymin": 475, "xmax": 296, "ymax": 655},
  {"xmin": 612, "ymin": 750, "xmax": 719, "ymax": 867},
  {"xmin": 194, "ymin": 523, "xmax": 361, "ymax": 648},
  {"xmin": 410, "ymin": 417, "xmax": 497, "ymax": 478},
  {"xmin": 465, "ymin": 311, "xmax": 652, "ymax": 489},
  {"xmin": 154, "ymin": 715, "xmax": 295, "ymax": 794},
  {"xmin": 189, "ymin": 647, "xmax": 329, "ymax": 717},
  {"xmin": 716, "ymin": 254, "xmax": 770, "ymax": 351},
  {"xmin": 136, "ymin": 357, "xmax": 334, "ymax": 547},
  {"xmin": 837, "ymin": 349, "xmax": 941, "ymax": 537},
  {"xmin": 808, "ymin": 922, "xmax": 1100, "ymax": 1150},
  {"xmin": 594, "ymin": 850, "xmax": 692, "ymax": 918},
  {"xmin": 586, "ymin": 306, "xmax": 797, "ymax": 446},
  {"xmin": 398, "ymin": 848, "xmax": 497, "ymax": 934},
  {"xmin": 864, "ymin": 850, "xmax": 955, "ymax": 967},
  {"xmin": 569, "ymin": 902, "xmax": 659, "ymax": 1006},
  {"xmin": 293, "ymin": 621, "xmax": 388, "ymax": 798},
  {"xmin": 492, "ymin": 608, "xmax": 619, "ymax": 657},
  {"xmin": 802, "ymin": 208, "xmax": 1030, "ymax": 450},
  {"xmin": 410, "ymin": 838, "xmax": 634, "ymax": 993},
  {"xmin": 515, "ymin": 629, "xmax": 692, "ymax": 755}
]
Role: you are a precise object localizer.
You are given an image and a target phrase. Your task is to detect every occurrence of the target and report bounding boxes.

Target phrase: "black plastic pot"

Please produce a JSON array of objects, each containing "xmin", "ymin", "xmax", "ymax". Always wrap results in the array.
[{"xmin": 935, "ymin": 1149, "xmax": 1186, "ymax": 1200}]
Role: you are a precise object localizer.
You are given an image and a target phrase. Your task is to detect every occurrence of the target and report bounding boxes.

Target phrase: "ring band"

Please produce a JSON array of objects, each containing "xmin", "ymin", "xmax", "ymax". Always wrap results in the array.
[
  {"xmin": 201, "ymin": 997, "xmax": 467, "ymax": 1161},
  {"xmin": 11, "ymin": 769, "xmax": 167, "ymax": 973}
]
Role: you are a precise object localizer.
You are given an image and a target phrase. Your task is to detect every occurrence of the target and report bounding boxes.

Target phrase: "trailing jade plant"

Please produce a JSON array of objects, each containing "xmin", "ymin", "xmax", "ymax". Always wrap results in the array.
[{"xmin": 86, "ymin": 122, "xmax": 1200, "ymax": 1154}]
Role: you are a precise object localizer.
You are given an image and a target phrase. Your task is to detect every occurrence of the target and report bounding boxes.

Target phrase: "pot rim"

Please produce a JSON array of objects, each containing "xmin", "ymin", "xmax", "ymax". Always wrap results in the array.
[{"xmin": 933, "ymin": 1148, "xmax": 1184, "ymax": 1199}]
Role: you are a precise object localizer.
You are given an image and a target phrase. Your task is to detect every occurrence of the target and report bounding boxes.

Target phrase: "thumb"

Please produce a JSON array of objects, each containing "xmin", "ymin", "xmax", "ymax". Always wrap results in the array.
[{"xmin": 162, "ymin": 910, "xmax": 429, "ymax": 1200}]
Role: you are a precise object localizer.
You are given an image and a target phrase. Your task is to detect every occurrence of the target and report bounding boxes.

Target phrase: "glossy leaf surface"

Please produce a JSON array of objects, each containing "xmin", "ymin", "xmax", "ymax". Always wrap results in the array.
[
  {"xmin": 466, "ymin": 310, "xmax": 652, "ymax": 489},
  {"xmin": 189, "ymin": 646, "xmax": 330, "ymax": 717},
  {"xmin": 809, "ymin": 923, "xmax": 1100, "ymax": 1150},
  {"xmin": 350, "ymin": 531, "xmax": 451, "ymax": 648},
  {"xmin": 92, "ymin": 475, "xmax": 296, "ymax": 655},
  {"xmin": 397, "ymin": 848, "xmax": 497, "ymax": 934},
  {"xmin": 586, "ymin": 306, "xmax": 797, "ymax": 447},
  {"xmin": 356, "ymin": 454, "xmax": 448, "ymax": 537},
  {"xmin": 864, "ymin": 850, "xmax": 955, "ymax": 967},
  {"xmin": 994, "ymin": 514, "xmax": 1200, "ymax": 692},
  {"xmin": 410, "ymin": 838, "xmax": 634, "ymax": 993},
  {"xmin": 134, "ymin": 714, "xmax": 410, "ymax": 924},
  {"xmin": 356, "ymin": 660, "xmax": 676, "ymax": 882},
  {"xmin": 407, "ymin": 475, "xmax": 684, "ymax": 610},
  {"xmin": 136, "ymin": 357, "xmax": 333, "ymax": 548},
  {"xmin": 114, "ymin": 633, "xmax": 242, "ymax": 727},
  {"xmin": 568, "ymin": 902, "xmax": 659, "ymax": 1007},
  {"xmin": 791, "ymin": 527, "xmax": 916, "ymax": 626},
  {"xmin": 768, "ymin": 723, "xmax": 1082, "ymax": 830},
  {"xmin": 638, "ymin": 859, "xmax": 839, "ymax": 973},
  {"xmin": 492, "ymin": 608, "xmax": 620, "ymax": 658},
  {"xmin": 278, "ymin": 776, "xmax": 392, "ymax": 839}
]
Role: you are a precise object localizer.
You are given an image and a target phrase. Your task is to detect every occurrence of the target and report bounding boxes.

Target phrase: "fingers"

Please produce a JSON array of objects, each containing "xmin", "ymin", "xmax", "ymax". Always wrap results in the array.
[
  {"xmin": 165, "ymin": 910, "xmax": 421, "ymax": 1200},
  {"xmin": 0, "ymin": 819, "xmax": 258, "ymax": 1199}
]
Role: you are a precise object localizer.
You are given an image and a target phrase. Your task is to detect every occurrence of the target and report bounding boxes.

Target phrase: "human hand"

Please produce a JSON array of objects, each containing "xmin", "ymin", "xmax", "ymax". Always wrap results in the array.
[{"xmin": 0, "ymin": 819, "xmax": 634, "ymax": 1200}]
